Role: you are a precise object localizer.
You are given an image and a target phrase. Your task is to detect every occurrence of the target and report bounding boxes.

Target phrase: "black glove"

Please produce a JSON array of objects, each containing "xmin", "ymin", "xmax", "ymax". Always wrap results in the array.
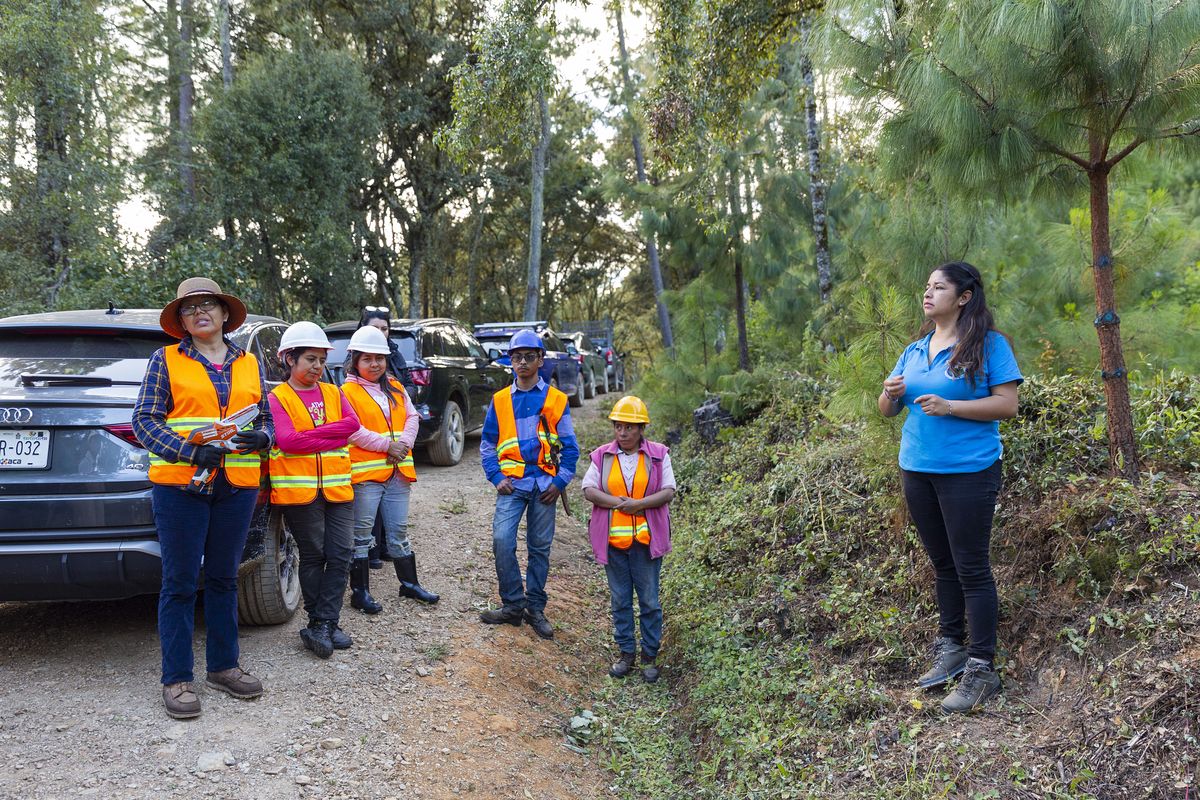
[
  {"xmin": 232, "ymin": 429, "xmax": 271, "ymax": 454},
  {"xmin": 191, "ymin": 444, "xmax": 224, "ymax": 469}
]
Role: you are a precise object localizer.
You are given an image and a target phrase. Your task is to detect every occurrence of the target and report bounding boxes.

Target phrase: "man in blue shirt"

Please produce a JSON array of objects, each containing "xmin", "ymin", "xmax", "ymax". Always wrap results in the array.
[{"xmin": 479, "ymin": 330, "xmax": 579, "ymax": 639}]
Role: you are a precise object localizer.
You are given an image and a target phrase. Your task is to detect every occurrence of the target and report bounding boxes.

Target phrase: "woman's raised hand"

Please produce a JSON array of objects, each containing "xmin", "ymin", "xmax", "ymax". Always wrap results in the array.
[{"xmin": 882, "ymin": 375, "xmax": 906, "ymax": 401}]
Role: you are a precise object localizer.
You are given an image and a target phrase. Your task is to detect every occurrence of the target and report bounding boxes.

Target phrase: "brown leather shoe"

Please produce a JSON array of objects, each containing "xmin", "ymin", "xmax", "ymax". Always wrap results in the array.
[
  {"xmin": 162, "ymin": 682, "xmax": 201, "ymax": 719},
  {"xmin": 205, "ymin": 667, "xmax": 263, "ymax": 699}
]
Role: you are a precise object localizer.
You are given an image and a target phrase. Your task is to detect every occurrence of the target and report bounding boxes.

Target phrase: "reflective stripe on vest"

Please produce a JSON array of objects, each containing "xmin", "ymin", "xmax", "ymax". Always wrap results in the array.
[
  {"xmin": 492, "ymin": 385, "xmax": 568, "ymax": 479},
  {"xmin": 147, "ymin": 345, "xmax": 263, "ymax": 489},
  {"xmin": 606, "ymin": 451, "xmax": 650, "ymax": 550},
  {"xmin": 268, "ymin": 382, "xmax": 354, "ymax": 504},
  {"xmin": 342, "ymin": 379, "xmax": 416, "ymax": 484}
]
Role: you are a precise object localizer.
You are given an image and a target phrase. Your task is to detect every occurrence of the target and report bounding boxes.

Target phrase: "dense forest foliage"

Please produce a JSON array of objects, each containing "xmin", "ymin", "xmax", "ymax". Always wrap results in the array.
[{"xmin": 2, "ymin": 2, "xmax": 1197, "ymax": 455}]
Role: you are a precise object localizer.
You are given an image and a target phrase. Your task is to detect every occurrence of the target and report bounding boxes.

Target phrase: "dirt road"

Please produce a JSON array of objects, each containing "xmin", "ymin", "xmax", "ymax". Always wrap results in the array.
[{"xmin": 0, "ymin": 423, "xmax": 611, "ymax": 799}]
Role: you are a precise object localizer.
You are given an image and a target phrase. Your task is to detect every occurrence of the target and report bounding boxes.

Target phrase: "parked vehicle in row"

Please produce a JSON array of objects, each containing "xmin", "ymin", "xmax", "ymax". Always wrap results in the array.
[
  {"xmin": 324, "ymin": 318, "xmax": 512, "ymax": 466},
  {"xmin": 563, "ymin": 331, "xmax": 608, "ymax": 397},
  {"xmin": 592, "ymin": 334, "xmax": 626, "ymax": 391},
  {"xmin": 0, "ymin": 308, "xmax": 301, "ymax": 625},
  {"xmin": 472, "ymin": 321, "xmax": 583, "ymax": 407}
]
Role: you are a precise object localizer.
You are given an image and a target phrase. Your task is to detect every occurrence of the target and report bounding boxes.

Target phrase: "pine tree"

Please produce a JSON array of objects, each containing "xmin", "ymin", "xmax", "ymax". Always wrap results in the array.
[{"xmin": 833, "ymin": 0, "xmax": 1200, "ymax": 479}]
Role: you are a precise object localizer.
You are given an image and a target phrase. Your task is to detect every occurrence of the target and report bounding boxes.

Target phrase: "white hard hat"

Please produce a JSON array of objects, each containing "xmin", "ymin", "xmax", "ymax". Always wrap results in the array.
[
  {"xmin": 348, "ymin": 325, "xmax": 390, "ymax": 355},
  {"xmin": 278, "ymin": 321, "xmax": 332, "ymax": 355}
]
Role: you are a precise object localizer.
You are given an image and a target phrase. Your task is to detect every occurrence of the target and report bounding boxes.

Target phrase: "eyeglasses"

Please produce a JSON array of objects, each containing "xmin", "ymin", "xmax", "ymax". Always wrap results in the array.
[
  {"xmin": 180, "ymin": 298, "xmax": 220, "ymax": 317},
  {"xmin": 509, "ymin": 352, "xmax": 541, "ymax": 364}
]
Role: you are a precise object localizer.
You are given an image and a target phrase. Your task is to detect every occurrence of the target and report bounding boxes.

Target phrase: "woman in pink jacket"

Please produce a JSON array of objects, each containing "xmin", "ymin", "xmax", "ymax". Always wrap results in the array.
[
  {"xmin": 342, "ymin": 326, "xmax": 439, "ymax": 612},
  {"xmin": 582, "ymin": 396, "xmax": 676, "ymax": 684}
]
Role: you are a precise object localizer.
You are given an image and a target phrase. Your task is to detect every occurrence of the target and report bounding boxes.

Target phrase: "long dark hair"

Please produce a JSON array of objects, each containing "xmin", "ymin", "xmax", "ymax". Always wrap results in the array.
[
  {"xmin": 345, "ymin": 349, "xmax": 401, "ymax": 409},
  {"xmin": 917, "ymin": 261, "xmax": 1001, "ymax": 385},
  {"xmin": 349, "ymin": 307, "xmax": 401, "ymax": 408}
]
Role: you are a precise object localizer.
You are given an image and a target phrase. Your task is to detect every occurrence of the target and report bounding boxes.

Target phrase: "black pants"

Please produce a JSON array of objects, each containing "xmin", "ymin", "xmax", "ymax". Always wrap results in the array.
[
  {"xmin": 283, "ymin": 496, "xmax": 354, "ymax": 623},
  {"xmin": 901, "ymin": 459, "xmax": 1001, "ymax": 662}
]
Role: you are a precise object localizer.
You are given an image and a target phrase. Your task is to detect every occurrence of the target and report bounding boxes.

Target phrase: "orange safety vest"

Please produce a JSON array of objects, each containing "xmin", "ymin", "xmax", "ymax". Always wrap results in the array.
[
  {"xmin": 148, "ymin": 344, "xmax": 263, "ymax": 489},
  {"xmin": 342, "ymin": 379, "xmax": 417, "ymax": 485},
  {"xmin": 267, "ymin": 382, "xmax": 353, "ymax": 505},
  {"xmin": 606, "ymin": 452, "xmax": 651, "ymax": 550},
  {"xmin": 492, "ymin": 385, "xmax": 568, "ymax": 479}
]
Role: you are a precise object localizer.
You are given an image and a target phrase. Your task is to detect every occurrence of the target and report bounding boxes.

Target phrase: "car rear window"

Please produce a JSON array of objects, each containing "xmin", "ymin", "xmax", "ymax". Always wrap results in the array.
[{"xmin": 0, "ymin": 329, "xmax": 172, "ymax": 386}]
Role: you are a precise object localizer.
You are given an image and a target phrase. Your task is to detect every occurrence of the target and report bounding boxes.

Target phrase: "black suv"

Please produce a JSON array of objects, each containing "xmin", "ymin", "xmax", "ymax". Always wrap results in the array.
[
  {"xmin": 0, "ymin": 309, "xmax": 301, "ymax": 625},
  {"xmin": 324, "ymin": 318, "xmax": 512, "ymax": 466}
]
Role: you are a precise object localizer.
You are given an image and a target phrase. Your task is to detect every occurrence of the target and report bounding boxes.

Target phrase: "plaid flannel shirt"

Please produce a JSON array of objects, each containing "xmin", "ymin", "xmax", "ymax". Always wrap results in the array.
[{"xmin": 132, "ymin": 336, "xmax": 274, "ymax": 494}]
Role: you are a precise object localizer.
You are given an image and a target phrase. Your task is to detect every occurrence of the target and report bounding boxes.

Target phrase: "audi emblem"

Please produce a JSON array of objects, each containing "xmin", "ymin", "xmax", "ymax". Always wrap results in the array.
[{"xmin": 0, "ymin": 407, "xmax": 34, "ymax": 424}]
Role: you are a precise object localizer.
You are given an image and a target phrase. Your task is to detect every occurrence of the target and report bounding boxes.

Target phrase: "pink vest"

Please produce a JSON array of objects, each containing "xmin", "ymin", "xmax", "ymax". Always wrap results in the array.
[{"xmin": 587, "ymin": 439, "xmax": 673, "ymax": 565}]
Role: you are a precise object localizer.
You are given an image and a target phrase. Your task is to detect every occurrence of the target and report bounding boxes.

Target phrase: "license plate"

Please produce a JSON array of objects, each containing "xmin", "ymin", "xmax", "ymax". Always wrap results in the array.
[{"xmin": 0, "ymin": 429, "xmax": 51, "ymax": 469}]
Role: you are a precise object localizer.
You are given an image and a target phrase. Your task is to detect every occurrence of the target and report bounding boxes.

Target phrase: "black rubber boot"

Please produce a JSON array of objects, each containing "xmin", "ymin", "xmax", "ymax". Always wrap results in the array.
[
  {"xmin": 394, "ymin": 553, "xmax": 439, "ymax": 604},
  {"xmin": 374, "ymin": 518, "xmax": 392, "ymax": 562},
  {"xmin": 349, "ymin": 558, "xmax": 383, "ymax": 614}
]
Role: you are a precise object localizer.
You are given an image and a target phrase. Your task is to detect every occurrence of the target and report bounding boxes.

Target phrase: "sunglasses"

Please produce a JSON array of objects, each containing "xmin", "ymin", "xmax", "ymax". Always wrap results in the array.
[
  {"xmin": 363, "ymin": 305, "xmax": 390, "ymax": 313},
  {"xmin": 180, "ymin": 298, "xmax": 220, "ymax": 317},
  {"xmin": 509, "ymin": 352, "xmax": 541, "ymax": 364}
]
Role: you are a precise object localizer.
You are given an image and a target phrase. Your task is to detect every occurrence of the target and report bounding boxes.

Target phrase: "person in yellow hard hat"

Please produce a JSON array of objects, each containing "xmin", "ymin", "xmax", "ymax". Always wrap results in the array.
[{"xmin": 581, "ymin": 396, "xmax": 676, "ymax": 683}]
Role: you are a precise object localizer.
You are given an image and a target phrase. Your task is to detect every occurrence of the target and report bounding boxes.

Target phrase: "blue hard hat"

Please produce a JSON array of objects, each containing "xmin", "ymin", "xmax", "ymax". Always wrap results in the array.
[{"xmin": 508, "ymin": 329, "xmax": 545, "ymax": 352}]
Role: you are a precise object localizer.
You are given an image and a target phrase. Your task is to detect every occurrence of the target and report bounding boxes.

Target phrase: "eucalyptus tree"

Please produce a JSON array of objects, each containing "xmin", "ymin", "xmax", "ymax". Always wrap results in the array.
[{"xmin": 832, "ymin": 0, "xmax": 1200, "ymax": 478}]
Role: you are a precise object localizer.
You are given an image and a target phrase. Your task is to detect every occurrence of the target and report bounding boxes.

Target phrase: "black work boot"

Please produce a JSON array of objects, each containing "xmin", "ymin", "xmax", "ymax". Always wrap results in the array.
[
  {"xmin": 523, "ymin": 608, "xmax": 554, "ymax": 640},
  {"xmin": 641, "ymin": 652, "xmax": 661, "ymax": 683},
  {"xmin": 394, "ymin": 553, "xmax": 439, "ymax": 604},
  {"xmin": 368, "ymin": 543, "xmax": 383, "ymax": 570},
  {"xmin": 609, "ymin": 651, "xmax": 637, "ymax": 678},
  {"xmin": 916, "ymin": 637, "xmax": 969, "ymax": 689},
  {"xmin": 349, "ymin": 558, "xmax": 383, "ymax": 614},
  {"xmin": 299, "ymin": 619, "xmax": 334, "ymax": 659},
  {"xmin": 941, "ymin": 657, "xmax": 1002, "ymax": 714},
  {"xmin": 480, "ymin": 605, "xmax": 524, "ymax": 626},
  {"xmin": 330, "ymin": 624, "xmax": 352, "ymax": 650}
]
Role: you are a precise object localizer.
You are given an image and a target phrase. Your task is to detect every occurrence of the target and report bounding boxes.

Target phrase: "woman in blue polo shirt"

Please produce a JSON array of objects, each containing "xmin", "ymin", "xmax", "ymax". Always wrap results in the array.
[{"xmin": 879, "ymin": 261, "xmax": 1021, "ymax": 714}]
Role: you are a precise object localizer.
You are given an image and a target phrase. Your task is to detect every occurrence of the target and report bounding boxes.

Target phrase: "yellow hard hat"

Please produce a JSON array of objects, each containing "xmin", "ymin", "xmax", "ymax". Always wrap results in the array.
[{"xmin": 609, "ymin": 395, "xmax": 650, "ymax": 424}]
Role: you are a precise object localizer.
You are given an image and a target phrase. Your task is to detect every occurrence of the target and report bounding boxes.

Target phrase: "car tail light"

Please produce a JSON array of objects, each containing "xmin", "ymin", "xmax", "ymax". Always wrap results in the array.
[
  {"xmin": 104, "ymin": 423, "xmax": 145, "ymax": 448},
  {"xmin": 574, "ymin": 354, "xmax": 583, "ymax": 363},
  {"xmin": 605, "ymin": 349, "xmax": 613, "ymax": 364},
  {"xmin": 411, "ymin": 369, "xmax": 431, "ymax": 386}
]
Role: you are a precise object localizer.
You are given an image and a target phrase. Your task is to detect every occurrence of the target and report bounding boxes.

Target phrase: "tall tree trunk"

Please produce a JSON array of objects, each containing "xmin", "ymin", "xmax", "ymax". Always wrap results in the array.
[
  {"xmin": 33, "ymin": 34, "xmax": 70, "ymax": 307},
  {"xmin": 727, "ymin": 167, "xmax": 750, "ymax": 372},
  {"xmin": 465, "ymin": 187, "xmax": 490, "ymax": 326},
  {"xmin": 524, "ymin": 90, "xmax": 550, "ymax": 322},
  {"xmin": 219, "ymin": 0, "xmax": 233, "ymax": 89},
  {"xmin": 407, "ymin": 223, "xmax": 426, "ymax": 318},
  {"xmin": 219, "ymin": 0, "xmax": 236, "ymax": 244},
  {"xmin": 5, "ymin": 101, "xmax": 17, "ymax": 186},
  {"xmin": 799, "ymin": 15, "xmax": 832, "ymax": 305},
  {"xmin": 615, "ymin": 2, "xmax": 673, "ymax": 350},
  {"xmin": 177, "ymin": 0, "xmax": 195, "ymax": 229},
  {"xmin": 1088, "ymin": 131, "xmax": 1138, "ymax": 479}
]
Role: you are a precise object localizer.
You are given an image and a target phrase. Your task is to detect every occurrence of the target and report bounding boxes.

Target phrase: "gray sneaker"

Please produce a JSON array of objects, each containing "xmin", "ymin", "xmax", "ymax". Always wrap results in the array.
[
  {"xmin": 941, "ymin": 658, "xmax": 1001, "ymax": 714},
  {"xmin": 916, "ymin": 637, "xmax": 968, "ymax": 689}
]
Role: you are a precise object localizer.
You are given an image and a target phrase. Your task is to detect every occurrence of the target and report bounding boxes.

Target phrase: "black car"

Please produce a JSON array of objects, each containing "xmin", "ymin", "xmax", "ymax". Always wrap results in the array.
[
  {"xmin": 324, "ymin": 318, "xmax": 512, "ymax": 466},
  {"xmin": 0, "ymin": 309, "xmax": 301, "ymax": 625}
]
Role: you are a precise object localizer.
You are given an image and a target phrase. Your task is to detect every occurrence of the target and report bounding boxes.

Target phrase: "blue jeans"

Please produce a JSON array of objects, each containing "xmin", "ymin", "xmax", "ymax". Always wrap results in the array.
[
  {"xmin": 352, "ymin": 476, "xmax": 412, "ymax": 559},
  {"xmin": 153, "ymin": 474, "xmax": 258, "ymax": 685},
  {"xmin": 604, "ymin": 542, "xmax": 663, "ymax": 659},
  {"xmin": 491, "ymin": 488, "xmax": 557, "ymax": 611}
]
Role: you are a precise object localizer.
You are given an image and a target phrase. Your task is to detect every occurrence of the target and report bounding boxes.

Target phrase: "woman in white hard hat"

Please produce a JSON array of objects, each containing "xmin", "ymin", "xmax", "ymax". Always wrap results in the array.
[
  {"xmin": 582, "ymin": 396, "xmax": 676, "ymax": 684},
  {"xmin": 342, "ymin": 326, "xmax": 439, "ymax": 613},
  {"xmin": 133, "ymin": 277, "xmax": 273, "ymax": 719},
  {"xmin": 268, "ymin": 321, "xmax": 361, "ymax": 659}
]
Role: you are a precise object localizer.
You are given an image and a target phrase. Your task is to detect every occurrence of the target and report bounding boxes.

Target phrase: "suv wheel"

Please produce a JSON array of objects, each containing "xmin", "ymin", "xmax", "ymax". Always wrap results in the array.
[
  {"xmin": 583, "ymin": 368, "xmax": 595, "ymax": 400},
  {"xmin": 568, "ymin": 368, "xmax": 583, "ymax": 408},
  {"xmin": 238, "ymin": 509, "xmax": 301, "ymax": 625},
  {"xmin": 428, "ymin": 399, "xmax": 465, "ymax": 466}
]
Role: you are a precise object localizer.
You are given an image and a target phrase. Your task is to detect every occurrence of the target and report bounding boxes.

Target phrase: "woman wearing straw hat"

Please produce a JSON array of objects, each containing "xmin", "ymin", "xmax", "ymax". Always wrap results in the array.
[{"xmin": 133, "ymin": 277, "xmax": 274, "ymax": 720}]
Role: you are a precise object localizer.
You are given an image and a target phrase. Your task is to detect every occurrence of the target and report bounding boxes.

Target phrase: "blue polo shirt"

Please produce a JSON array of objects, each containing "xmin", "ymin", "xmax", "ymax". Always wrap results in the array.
[{"xmin": 889, "ymin": 330, "xmax": 1023, "ymax": 474}]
